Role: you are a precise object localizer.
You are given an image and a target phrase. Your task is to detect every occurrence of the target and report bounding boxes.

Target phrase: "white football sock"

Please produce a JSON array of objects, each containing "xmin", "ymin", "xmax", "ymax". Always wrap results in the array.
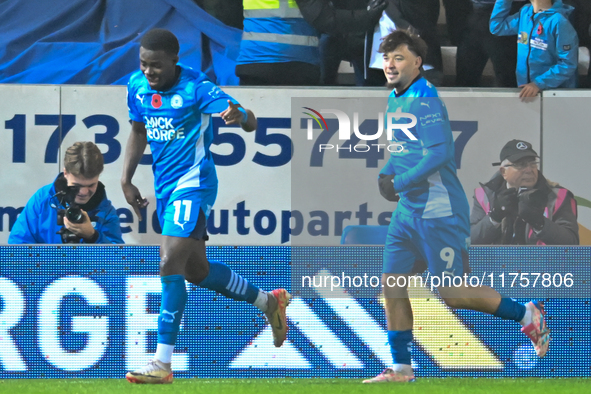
[
  {"xmin": 253, "ymin": 290, "xmax": 269, "ymax": 312},
  {"xmin": 154, "ymin": 343, "xmax": 174, "ymax": 364},
  {"xmin": 520, "ymin": 303, "xmax": 532, "ymax": 326},
  {"xmin": 392, "ymin": 363, "xmax": 413, "ymax": 375}
]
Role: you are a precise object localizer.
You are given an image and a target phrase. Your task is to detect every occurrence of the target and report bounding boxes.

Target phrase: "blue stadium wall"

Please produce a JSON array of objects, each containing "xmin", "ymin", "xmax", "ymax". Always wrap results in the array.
[{"xmin": 0, "ymin": 246, "xmax": 589, "ymax": 378}]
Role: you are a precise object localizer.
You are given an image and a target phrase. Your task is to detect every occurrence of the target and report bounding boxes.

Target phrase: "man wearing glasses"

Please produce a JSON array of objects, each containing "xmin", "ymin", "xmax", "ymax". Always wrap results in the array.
[{"xmin": 470, "ymin": 139, "xmax": 579, "ymax": 245}]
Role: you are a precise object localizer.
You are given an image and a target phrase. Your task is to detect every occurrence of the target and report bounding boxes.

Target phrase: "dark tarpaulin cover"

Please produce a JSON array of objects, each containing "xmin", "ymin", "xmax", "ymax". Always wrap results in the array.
[{"xmin": 0, "ymin": 0, "xmax": 241, "ymax": 85}]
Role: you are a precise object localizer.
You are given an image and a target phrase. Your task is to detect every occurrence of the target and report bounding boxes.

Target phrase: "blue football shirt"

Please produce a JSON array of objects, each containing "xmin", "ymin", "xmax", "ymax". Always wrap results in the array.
[
  {"xmin": 380, "ymin": 77, "xmax": 470, "ymax": 223},
  {"xmin": 127, "ymin": 64, "xmax": 238, "ymax": 199}
]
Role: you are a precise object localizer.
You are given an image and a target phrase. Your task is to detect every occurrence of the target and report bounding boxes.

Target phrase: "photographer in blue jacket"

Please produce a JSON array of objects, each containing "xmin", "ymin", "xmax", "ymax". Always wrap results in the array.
[
  {"xmin": 490, "ymin": 0, "xmax": 578, "ymax": 98},
  {"xmin": 8, "ymin": 141, "xmax": 123, "ymax": 244}
]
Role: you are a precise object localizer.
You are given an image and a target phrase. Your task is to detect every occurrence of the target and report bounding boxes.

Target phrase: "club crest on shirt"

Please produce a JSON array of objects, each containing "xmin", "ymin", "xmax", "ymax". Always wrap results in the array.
[
  {"xmin": 518, "ymin": 32, "xmax": 528, "ymax": 44},
  {"xmin": 171, "ymin": 94, "xmax": 183, "ymax": 109}
]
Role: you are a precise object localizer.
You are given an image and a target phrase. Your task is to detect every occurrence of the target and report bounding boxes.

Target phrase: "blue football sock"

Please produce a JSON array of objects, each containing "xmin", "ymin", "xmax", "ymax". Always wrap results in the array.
[
  {"xmin": 493, "ymin": 297, "xmax": 526, "ymax": 322},
  {"xmin": 158, "ymin": 274, "xmax": 187, "ymax": 346},
  {"xmin": 388, "ymin": 330, "xmax": 413, "ymax": 365},
  {"xmin": 197, "ymin": 260, "xmax": 259, "ymax": 304}
]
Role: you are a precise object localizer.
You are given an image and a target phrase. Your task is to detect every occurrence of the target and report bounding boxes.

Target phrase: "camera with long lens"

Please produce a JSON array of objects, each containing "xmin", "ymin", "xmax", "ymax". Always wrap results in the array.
[{"xmin": 54, "ymin": 177, "xmax": 85, "ymax": 243}]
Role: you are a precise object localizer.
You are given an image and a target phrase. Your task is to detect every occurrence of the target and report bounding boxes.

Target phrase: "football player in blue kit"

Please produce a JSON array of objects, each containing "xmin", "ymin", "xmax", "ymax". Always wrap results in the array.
[
  {"xmin": 121, "ymin": 29, "xmax": 290, "ymax": 384},
  {"xmin": 363, "ymin": 30, "xmax": 550, "ymax": 383}
]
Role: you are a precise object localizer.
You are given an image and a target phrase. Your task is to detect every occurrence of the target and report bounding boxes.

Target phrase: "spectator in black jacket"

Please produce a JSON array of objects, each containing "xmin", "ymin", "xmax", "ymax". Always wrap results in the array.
[
  {"xmin": 319, "ymin": 0, "xmax": 374, "ymax": 85},
  {"xmin": 456, "ymin": 0, "xmax": 527, "ymax": 87},
  {"xmin": 365, "ymin": 0, "xmax": 443, "ymax": 86},
  {"xmin": 442, "ymin": 0, "xmax": 473, "ymax": 46}
]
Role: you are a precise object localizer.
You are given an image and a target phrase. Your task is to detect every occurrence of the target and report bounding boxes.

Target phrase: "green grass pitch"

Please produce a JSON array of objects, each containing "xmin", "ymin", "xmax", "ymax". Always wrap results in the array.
[{"xmin": 1, "ymin": 378, "xmax": 589, "ymax": 394}]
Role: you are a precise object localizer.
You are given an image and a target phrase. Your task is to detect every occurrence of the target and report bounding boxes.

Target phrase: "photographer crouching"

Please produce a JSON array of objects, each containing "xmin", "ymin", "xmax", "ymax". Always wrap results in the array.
[
  {"xmin": 470, "ymin": 139, "xmax": 579, "ymax": 245},
  {"xmin": 8, "ymin": 142, "xmax": 124, "ymax": 244}
]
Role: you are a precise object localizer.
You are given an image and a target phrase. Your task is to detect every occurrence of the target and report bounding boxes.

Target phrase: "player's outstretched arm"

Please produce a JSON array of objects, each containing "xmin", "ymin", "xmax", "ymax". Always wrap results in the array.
[
  {"xmin": 121, "ymin": 120, "xmax": 149, "ymax": 221},
  {"xmin": 220, "ymin": 100, "xmax": 257, "ymax": 132}
]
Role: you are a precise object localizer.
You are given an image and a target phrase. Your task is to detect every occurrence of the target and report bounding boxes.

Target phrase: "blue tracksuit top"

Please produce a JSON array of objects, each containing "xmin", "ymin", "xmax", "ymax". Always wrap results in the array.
[{"xmin": 490, "ymin": 0, "xmax": 578, "ymax": 89}]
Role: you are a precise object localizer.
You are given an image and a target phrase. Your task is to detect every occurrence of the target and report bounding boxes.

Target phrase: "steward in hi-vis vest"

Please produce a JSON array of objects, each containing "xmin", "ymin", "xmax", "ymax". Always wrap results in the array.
[
  {"xmin": 236, "ymin": 0, "xmax": 321, "ymax": 85},
  {"xmin": 236, "ymin": 0, "xmax": 386, "ymax": 85}
]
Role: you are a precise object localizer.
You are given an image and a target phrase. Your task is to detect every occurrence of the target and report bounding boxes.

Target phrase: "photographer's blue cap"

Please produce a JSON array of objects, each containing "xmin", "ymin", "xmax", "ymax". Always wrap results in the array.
[{"xmin": 492, "ymin": 139, "xmax": 538, "ymax": 166}]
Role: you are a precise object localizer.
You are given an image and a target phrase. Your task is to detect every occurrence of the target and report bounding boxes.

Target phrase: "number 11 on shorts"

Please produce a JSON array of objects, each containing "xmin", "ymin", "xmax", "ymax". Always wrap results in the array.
[{"xmin": 173, "ymin": 200, "xmax": 192, "ymax": 228}]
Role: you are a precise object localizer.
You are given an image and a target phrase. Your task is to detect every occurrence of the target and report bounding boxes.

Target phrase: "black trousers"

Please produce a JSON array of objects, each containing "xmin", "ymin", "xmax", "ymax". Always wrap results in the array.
[
  {"xmin": 394, "ymin": 0, "xmax": 443, "ymax": 72},
  {"xmin": 441, "ymin": 0, "xmax": 473, "ymax": 46},
  {"xmin": 320, "ymin": 33, "xmax": 365, "ymax": 86},
  {"xmin": 236, "ymin": 62, "xmax": 320, "ymax": 86},
  {"xmin": 455, "ymin": 5, "xmax": 519, "ymax": 87}
]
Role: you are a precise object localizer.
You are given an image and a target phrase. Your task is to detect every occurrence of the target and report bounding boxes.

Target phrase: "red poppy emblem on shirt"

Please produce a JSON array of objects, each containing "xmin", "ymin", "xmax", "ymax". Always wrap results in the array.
[
  {"xmin": 151, "ymin": 94, "xmax": 162, "ymax": 109},
  {"xmin": 537, "ymin": 23, "xmax": 543, "ymax": 35}
]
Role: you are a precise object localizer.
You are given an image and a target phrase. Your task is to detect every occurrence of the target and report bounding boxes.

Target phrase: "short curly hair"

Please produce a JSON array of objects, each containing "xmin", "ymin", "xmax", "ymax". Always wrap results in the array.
[
  {"xmin": 378, "ymin": 29, "xmax": 428, "ymax": 67},
  {"xmin": 140, "ymin": 28, "xmax": 180, "ymax": 56}
]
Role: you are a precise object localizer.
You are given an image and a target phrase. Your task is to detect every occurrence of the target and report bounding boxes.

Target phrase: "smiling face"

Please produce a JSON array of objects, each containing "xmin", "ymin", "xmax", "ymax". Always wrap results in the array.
[
  {"xmin": 63, "ymin": 171, "xmax": 100, "ymax": 205},
  {"xmin": 139, "ymin": 47, "xmax": 179, "ymax": 91},
  {"xmin": 382, "ymin": 44, "xmax": 422, "ymax": 92}
]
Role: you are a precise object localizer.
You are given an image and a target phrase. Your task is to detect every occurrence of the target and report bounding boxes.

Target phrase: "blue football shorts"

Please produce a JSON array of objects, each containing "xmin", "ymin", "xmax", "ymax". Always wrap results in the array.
[
  {"xmin": 383, "ymin": 209, "xmax": 470, "ymax": 276},
  {"xmin": 156, "ymin": 187, "xmax": 217, "ymax": 239}
]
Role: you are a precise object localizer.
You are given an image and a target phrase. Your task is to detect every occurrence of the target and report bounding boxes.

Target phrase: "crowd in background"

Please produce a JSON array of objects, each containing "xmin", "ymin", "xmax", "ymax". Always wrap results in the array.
[{"xmin": 193, "ymin": 0, "xmax": 591, "ymax": 88}]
